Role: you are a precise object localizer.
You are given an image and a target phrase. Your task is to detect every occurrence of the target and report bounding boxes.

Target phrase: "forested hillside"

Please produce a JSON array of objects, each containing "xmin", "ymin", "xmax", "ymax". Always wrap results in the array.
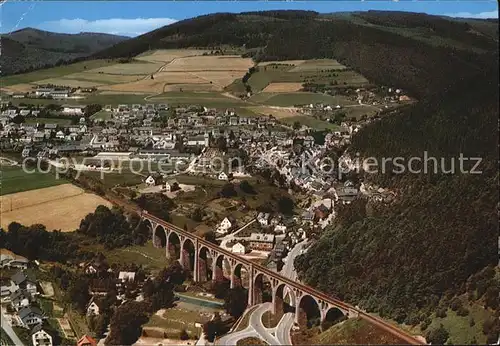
[
  {"xmin": 1, "ymin": 28, "xmax": 127, "ymax": 75},
  {"xmin": 294, "ymin": 61, "xmax": 499, "ymax": 343}
]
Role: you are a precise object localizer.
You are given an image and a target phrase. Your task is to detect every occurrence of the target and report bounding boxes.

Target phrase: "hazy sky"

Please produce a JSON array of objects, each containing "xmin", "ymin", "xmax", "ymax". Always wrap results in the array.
[{"xmin": 1, "ymin": 1, "xmax": 498, "ymax": 37}]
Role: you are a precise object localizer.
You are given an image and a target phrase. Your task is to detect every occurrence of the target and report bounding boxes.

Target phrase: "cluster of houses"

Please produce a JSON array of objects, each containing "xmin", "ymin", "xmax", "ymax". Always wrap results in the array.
[
  {"xmin": 79, "ymin": 258, "xmax": 146, "ymax": 315},
  {"xmin": 217, "ymin": 211, "xmax": 309, "ymax": 263},
  {"xmin": 0, "ymin": 252, "xmax": 55, "ymax": 346},
  {"xmin": 3, "ymin": 100, "xmax": 377, "ymax": 225},
  {"xmin": 0, "ymin": 249, "xmax": 149, "ymax": 346}
]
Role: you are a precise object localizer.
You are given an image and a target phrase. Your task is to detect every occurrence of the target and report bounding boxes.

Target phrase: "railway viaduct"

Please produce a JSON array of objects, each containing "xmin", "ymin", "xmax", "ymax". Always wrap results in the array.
[{"xmin": 141, "ymin": 211, "xmax": 422, "ymax": 344}]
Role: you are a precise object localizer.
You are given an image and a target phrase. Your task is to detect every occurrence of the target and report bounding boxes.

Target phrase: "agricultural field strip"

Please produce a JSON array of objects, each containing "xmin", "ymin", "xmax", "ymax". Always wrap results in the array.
[
  {"xmin": 99, "ymin": 55, "xmax": 252, "ymax": 93},
  {"xmin": 0, "ymin": 183, "xmax": 83, "ymax": 212},
  {"xmin": 288, "ymin": 59, "xmax": 348, "ymax": 72},
  {"xmin": 0, "ymin": 189, "xmax": 83, "ymax": 212}
]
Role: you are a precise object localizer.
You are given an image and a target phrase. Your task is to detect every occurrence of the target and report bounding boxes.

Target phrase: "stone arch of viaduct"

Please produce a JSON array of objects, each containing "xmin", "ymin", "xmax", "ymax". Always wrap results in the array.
[{"xmin": 142, "ymin": 213, "xmax": 420, "ymax": 344}]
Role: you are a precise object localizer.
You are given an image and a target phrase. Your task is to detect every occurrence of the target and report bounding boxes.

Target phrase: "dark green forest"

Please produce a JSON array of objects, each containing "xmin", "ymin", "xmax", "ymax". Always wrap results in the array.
[
  {"xmin": 294, "ymin": 59, "xmax": 499, "ymax": 340},
  {"xmin": 1, "ymin": 28, "xmax": 127, "ymax": 75}
]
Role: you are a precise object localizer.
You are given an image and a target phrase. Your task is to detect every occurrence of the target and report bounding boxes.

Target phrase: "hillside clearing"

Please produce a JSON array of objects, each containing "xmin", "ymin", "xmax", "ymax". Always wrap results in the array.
[
  {"xmin": 0, "ymin": 60, "xmax": 115, "ymax": 86},
  {"xmin": 160, "ymin": 55, "xmax": 253, "ymax": 72},
  {"xmin": 289, "ymin": 59, "xmax": 347, "ymax": 72},
  {"xmin": 281, "ymin": 115, "xmax": 339, "ymax": 130},
  {"xmin": 248, "ymin": 105, "xmax": 301, "ymax": 119},
  {"xmin": 262, "ymin": 82, "xmax": 303, "ymax": 92},
  {"xmin": 136, "ymin": 49, "xmax": 210, "ymax": 63},
  {"xmin": 62, "ymin": 72, "xmax": 142, "ymax": 84},
  {"xmin": 249, "ymin": 92, "xmax": 357, "ymax": 107},
  {"xmin": 89, "ymin": 62, "xmax": 164, "ymax": 75}
]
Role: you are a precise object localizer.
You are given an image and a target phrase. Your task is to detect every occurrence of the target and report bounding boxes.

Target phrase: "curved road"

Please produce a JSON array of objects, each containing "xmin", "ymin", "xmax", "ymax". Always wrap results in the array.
[
  {"xmin": 217, "ymin": 303, "xmax": 279, "ymax": 345},
  {"xmin": 275, "ymin": 313, "xmax": 294, "ymax": 345},
  {"xmin": 274, "ymin": 240, "xmax": 308, "ymax": 344}
]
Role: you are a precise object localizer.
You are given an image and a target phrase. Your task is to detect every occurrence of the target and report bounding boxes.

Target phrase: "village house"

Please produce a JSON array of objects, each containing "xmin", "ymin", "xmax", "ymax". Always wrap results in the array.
[
  {"xmin": 273, "ymin": 242, "xmax": 287, "ymax": 259},
  {"xmin": 55, "ymin": 130, "xmax": 65, "ymax": 140},
  {"xmin": 216, "ymin": 217, "xmax": 235, "ymax": 235},
  {"xmin": 314, "ymin": 204, "xmax": 330, "ymax": 221},
  {"xmin": 1, "ymin": 278, "xmax": 17, "ymax": 298},
  {"xmin": 31, "ymin": 324, "xmax": 53, "ymax": 346},
  {"xmin": 257, "ymin": 212, "xmax": 270, "ymax": 227},
  {"xmin": 165, "ymin": 179, "xmax": 180, "ymax": 192},
  {"xmin": 301, "ymin": 210, "xmax": 314, "ymax": 222},
  {"xmin": 218, "ymin": 172, "xmax": 229, "ymax": 181},
  {"xmin": 137, "ymin": 149, "xmax": 191, "ymax": 162},
  {"xmin": 117, "ymin": 271, "xmax": 136, "ymax": 287},
  {"xmin": 44, "ymin": 123, "xmax": 57, "ymax": 132},
  {"xmin": 186, "ymin": 134, "xmax": 209, "ymax": 147},
  {"xmin": 33, "ymin": 132, "xmax": 46, "ymax": 143},
  {"xmin": 11, "ymin": 271, "xmax": 37, "ymax": 296},
  {"xmin": 19, "ymin": 306, "xmax": 45, "ymax": 327},
  {"xmin": 89, "ymin": 277, "xmax": 115, "ymax": 296},
  {"xmin": 21, "ymin": 124, "xmax": 37, "ymax": 133},
  {"xmin": 249, "ymin": 233, "xmax": 275, "ymax": 251},
  {"xmin": 77, "ymin": 335, "xmax": 97, "ymax": 346},
  {"xmin": 51, "ymin": 89, "xmax": 70, "ymax": 99},
  {"xmin": 336, "ymin": 186, "xmax": 359, "ymax": 204},
  {"xmin": 145, "ymin": 175, "xmax": 157, "ymax": 186},
  {"xmin": 35, "ymin": 88, "xmax": 54, "ymax": 97},
  {"xmin": 62, "ymin": 105, "xmax": 84, "ymax": 115},
  {"xmin": 86, "ymin": 297, "xmax": 103, "ymax": 316},
  {"xmin": 19, "ymin": 109, "xmax": 31, "ymax": 117},
  {"xmin": 231, "ymin": 242, "xmax": 248, "ymax": 255},
  {"xmin": 274, "ymin": 224, "xmax": 287, "ymax": 234},
  {"xmin": 153, "ymin": 138, "xmax": 176, "ymax": 150},
  {"xmin": 83, "ymin": 258, "xmax": 108, "ymax": 275},
  {"xmin": 0, "ymin": 249, "xmax": 28, "ymax": 269},
  {"xmin": 10, "ymin": 289, "xmax": 32, "ymax": 310}
]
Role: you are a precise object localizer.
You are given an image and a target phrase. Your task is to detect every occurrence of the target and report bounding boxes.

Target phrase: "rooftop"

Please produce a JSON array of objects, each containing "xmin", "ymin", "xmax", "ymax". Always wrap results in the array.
[{"xmin": 249, "ymin": 233, "xmax": 275, "ymax": 243}]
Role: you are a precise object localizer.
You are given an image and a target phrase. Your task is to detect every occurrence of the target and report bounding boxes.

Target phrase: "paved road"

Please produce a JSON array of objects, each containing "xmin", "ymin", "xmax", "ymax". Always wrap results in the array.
[
  {"xmin": 274, "ymin": 240, "xmax": 308, "ymax": 344},
  {"xmin": 281, "ymin": 240, "xmax": 307, "ymax": 281},
  {"xmin": 1, "ymin": 313, "xmax": 24, "ymax": 346},
  {"xmin": 250, "ymin": 303, "xmax": 280, "ymax": 345},
  {"xmin": 275, "ymin": 313, "xmax": 294, "ymax": 345},
  {"xmin": 217, "ymin": 303, "xmax": 279, "ymax": 346}
]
